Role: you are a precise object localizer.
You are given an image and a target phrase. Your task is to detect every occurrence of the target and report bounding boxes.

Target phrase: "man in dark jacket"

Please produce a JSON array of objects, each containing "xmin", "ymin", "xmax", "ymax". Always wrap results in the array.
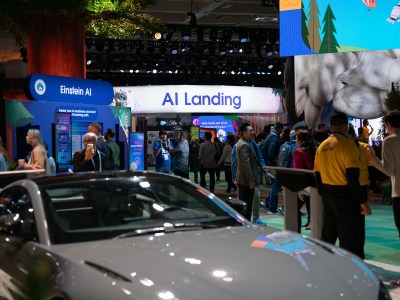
[{"xmin": 73, "ymin": 132, "xmax": 110, "ymax": 172}]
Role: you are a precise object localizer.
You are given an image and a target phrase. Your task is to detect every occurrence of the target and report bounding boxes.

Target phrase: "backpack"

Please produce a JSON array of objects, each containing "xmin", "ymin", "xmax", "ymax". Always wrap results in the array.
[
  {"xmin": 259, "ymin": 133, "xmax": 273, "ymax": 161},
  {"xmin": 277, "ymin": 141, "xmax": 293, "ymax": 168}
]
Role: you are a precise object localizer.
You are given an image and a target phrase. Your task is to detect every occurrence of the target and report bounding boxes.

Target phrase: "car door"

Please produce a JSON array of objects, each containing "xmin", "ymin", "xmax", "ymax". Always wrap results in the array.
[{"xmin": 0, "ymin": 186, "xmax": 39, "ymax": 299}]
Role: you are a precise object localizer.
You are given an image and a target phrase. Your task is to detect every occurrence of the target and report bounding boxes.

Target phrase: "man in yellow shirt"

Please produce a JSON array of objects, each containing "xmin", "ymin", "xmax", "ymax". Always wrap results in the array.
[{"xmin": 314, "ymin": 112, "xmax": 371, "ymax": 259}]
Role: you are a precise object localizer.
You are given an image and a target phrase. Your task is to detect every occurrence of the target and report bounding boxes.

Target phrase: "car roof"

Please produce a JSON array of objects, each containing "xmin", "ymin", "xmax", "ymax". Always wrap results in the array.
[{"xmin": 28, "ymin": 170, "xmax": 176, "ymax": 187}]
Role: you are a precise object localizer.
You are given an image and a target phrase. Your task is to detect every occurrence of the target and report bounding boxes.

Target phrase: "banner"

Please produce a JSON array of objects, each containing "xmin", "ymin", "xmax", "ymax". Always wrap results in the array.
[
  {"xmin": 113, "ymin": 85, "xmax": 284, "ymax": 114},
  {"xmin": 24, "ymin": 74, "xmax": 114, "ymax": 105}
]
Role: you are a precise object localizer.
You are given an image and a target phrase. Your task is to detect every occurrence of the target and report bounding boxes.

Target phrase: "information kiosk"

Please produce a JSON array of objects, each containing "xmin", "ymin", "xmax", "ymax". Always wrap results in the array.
[{"xmin": 266, "ymin": 167, "xmax": 323, "ymax": 239}]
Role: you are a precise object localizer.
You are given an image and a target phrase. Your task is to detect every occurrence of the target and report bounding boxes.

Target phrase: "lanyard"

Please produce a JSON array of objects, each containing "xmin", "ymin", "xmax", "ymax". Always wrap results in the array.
[{"xmin": 90, "ymin": 150, "xmax": 102, "ymax": 171}]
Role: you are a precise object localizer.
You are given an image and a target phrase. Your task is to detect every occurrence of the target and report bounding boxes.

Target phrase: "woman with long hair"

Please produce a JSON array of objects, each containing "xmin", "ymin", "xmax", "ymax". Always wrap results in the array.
[
  {"xmin": 18, "ymin": 129, "xmax": 47, "ymax": 170},
  {"xmin": 293, "ymin": 131, "xmax": 316, "ymax": 232},
  {"xmin": 0, "ymin": 136, "xmax": 9, "ymax": 171}
]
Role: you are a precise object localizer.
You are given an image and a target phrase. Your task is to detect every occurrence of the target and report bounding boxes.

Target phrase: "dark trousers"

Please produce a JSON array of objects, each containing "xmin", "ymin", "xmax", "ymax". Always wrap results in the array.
[
  {"xmin": 200, "ymin": 165, "xmax": 216, "ymax": 192},
  {"xmin": 173, "ymin": 169, "xmax": 189, "ymax": 179},
  {"xmin": 215, "ymin": 166, "xmax": 221, "ymax": 181},
  {"xmin": 238, "ymin": 184, "xmax": 255, "ymax": 221},
  {"xmin": 297, "ymin": 195, "xmax": 310, "ymax": 233},
  {"xmin": 393, "ymin": 197, "xmax": 400, "ymax": 237},
  {"xmin": 224, "ymin": 165, "xmax": 237, "ymax": 193},
  {"xmin": 321, "ymin": 185, "xmax": 365, "ymax": 259}
]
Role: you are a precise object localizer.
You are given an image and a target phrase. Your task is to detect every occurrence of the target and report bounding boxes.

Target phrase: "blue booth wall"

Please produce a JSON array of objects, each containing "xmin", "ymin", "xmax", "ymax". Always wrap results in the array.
[{"xmin": 6, "ymin": 99, "xmax": 130, "ymax": 170}]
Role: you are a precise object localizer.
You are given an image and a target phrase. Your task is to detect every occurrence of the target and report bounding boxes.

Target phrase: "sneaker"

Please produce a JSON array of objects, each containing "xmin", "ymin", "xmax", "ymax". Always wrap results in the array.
[
  {"xmin": 277, "ymin": 208, "xmax": 284, "ymax": 215},
  {"xmin": 301, "ymin": 221, "xmax": 310, "ymax": 228},
  {"xmin": 266, "ymin": 211, "xmax": 279, "ymax": 215},
  {"xmin": 261, "ymin": 202, "xmax": 270, "ymax": 210},
  {"xmin": 252, "ymin": 218, "xmax": 267, "ymax": 226}
]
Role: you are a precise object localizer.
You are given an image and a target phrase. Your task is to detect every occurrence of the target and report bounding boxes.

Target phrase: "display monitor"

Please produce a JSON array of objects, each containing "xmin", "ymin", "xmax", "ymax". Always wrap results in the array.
[
  {"xmin": 129, "ymin": 132, "xmax": 145, "ymax": 171},
  {"xmin": 55, "ymin": 112, "xmax": 72, "ymax": 169},
  {"xmin": 191, "ymin": 115, "xmax": 238, "ymax": 141}
]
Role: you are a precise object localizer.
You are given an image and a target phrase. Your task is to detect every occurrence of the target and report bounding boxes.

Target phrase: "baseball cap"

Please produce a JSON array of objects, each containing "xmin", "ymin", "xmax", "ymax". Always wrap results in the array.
[
  {"xmin": 330, "ymin": 112, "xmax": 348, "ymax": 126},
  {"xmin": 293, "ymin": 121, "xmax": 308, "ymax": 131},
  {"xmin": 159, "ymin": 129, "xmax": 167, "ymax": 136},
  {"xmin": 274, "ymin": 121, "xmax": 283, "ymax": 128}
]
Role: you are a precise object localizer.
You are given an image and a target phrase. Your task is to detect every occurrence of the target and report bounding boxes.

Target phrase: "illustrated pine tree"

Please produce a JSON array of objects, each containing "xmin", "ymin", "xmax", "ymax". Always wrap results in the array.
[
  {"xmin": 319, "ymin": 4, "xmax": 339, "ymax": 53},
  {"xmin": 301, "ymin": 1, "xmax": 311, "ymax": 49}
]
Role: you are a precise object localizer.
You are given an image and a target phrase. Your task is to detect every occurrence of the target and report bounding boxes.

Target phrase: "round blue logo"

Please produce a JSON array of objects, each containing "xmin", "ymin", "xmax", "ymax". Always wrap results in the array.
[{"xmin": 34, "ymin": 79, "xmax": 46, "ymax": 95}]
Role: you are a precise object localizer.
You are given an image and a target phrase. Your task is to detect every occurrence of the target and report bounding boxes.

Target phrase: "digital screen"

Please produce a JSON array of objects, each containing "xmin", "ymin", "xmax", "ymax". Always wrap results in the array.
[
  {"xmin": 55, "ymin": 112, "xmax": 72, "ymax": 167},
  {"xmin": 190, "ymin": 126, "xmax": 200, "ymax": 141},
  {"xmin": 280, "ymin": 0, "xmax": 400, "ymax": 56},
  {"xmin": 129, "ymin": 132, "xmax": 145, "ymax": 171},
  {"xmin": 293, "ymin": 49, "xmax": 399, "ymax": 128},
  {"xmin": 191, "ymin": 115, "xmax": 238, "ymax": 141}
]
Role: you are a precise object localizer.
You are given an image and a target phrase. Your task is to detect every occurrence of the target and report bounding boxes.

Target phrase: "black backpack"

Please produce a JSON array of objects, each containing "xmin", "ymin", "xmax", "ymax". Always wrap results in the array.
[{"xmin": 277, "ymin": 141, "xmax": 293, "ymax": 168}]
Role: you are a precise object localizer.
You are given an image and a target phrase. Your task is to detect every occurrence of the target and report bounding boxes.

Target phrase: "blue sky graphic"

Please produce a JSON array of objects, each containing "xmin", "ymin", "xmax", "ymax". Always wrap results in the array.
[{"xmin": 302, "ymin": 0, "xmax": 400, "ymax": 51}]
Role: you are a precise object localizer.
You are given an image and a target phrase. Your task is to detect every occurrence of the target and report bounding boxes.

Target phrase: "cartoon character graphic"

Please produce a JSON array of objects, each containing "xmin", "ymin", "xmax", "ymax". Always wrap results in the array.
[
  {"xmin": 113, "ymin": 89, "xmax": 128, "ymax": 107},
  {"xmin": 387, "ymin": 1, "xmax": 400, "ymax": 23}
]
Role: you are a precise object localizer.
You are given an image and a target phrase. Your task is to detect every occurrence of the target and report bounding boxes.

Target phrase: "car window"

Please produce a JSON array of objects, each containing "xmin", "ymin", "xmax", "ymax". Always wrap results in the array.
[
  {"xmin": 41, "ymin": 176, "xmax": 241, "ymax": 244},
  {"xmin": 0, "ymin": 187, "xmax": 38, "ymax": 241}
]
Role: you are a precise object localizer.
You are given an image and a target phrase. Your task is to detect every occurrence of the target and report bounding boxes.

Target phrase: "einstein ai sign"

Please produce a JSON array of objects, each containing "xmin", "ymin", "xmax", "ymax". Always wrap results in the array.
[{"xmin": 113, "ymin": 85, "xmax": 284, "ymax": 114}]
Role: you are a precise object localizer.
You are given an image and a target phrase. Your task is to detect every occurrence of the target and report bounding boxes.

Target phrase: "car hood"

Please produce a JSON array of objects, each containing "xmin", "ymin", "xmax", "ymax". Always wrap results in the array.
[{"xmin": 49, "ymin": 226, "xmax": 380, "ymax": 300}]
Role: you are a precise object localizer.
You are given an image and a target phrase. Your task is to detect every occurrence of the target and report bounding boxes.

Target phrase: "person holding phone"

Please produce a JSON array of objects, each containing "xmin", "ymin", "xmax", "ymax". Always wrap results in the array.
[
  {"xmin": 153, "ymin": 130, "xmax": 173, "ymax": 173},
  {"xmin": 73, "ymin": 132, "xmax": 110, "ymax": 172}
]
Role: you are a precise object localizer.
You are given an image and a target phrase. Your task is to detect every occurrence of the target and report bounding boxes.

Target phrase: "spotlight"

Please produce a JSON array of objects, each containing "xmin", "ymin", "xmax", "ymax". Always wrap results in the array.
[
  {"xmin": 238, "ymin": 29, "xmax": 248, "ymax": 43},
  {"xmin": 154, "ymin": 32, "xmax": 162, "ymax": 40},
  {"xmin": 182, "ymin": 28, "xmax": 191, "ymax": 41},
  {"xmin": 219, "ymin": 46, "xmax": 227, "ymax": 56}
]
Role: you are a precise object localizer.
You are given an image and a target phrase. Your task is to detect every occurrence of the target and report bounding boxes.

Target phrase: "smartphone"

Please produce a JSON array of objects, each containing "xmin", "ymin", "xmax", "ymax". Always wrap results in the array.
[{"xmin": 87, "ymin": 143, "xmax": 94, "ymax": 153}]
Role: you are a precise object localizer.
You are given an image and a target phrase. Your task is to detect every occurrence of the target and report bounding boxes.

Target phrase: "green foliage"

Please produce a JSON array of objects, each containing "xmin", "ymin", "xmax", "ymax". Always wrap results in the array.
[
  {"xmin": 319, "ymin": 5, "xmax": 339, "ymax": 53},
  {"xmin": 301, "ymin": 1, "xmax": 310, "ymax": 48},
  {"xmin": 0, "ymin": 0, "xmax": 162, "ymax": 44},
  {"xmin": 385, "ymin": 87, "xmax": 400, "ymax": 111},
  {"xmin": 378, "ymin": 87, "xmax": 400, "ymax": 139}
]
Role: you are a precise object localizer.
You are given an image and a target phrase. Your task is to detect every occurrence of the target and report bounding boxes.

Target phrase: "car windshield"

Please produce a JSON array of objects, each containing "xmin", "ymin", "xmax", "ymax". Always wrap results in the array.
[{"xmin": 40, "ymin": 175, "xmax": 243, "ymax": 244}]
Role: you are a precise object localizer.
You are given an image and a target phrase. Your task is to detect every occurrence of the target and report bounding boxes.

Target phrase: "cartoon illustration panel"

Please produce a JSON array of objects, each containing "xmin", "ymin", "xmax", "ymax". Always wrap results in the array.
[{"xmin": 280, "ymin": 0, "xmax": 400, "ymax": 56}]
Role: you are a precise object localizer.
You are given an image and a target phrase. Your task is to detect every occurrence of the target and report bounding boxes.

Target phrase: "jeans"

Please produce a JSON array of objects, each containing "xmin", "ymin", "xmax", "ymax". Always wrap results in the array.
[
  {"xmin": 265, "ymin": 177, "xmax": 281, "ymax": 212},
  {"xmin": 173, "ymin": 169, "xmax": 189, "ymax": 179},
  {"xmin": 156, "ymin": 166, "xmax": 171, "ymax": 174}
]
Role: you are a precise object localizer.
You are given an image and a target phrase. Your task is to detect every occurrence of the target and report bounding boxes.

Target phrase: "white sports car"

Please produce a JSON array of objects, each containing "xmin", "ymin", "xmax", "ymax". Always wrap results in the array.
[{"xmin": 0, "ymin": 171, "xmax": 391, "ymax": 300}]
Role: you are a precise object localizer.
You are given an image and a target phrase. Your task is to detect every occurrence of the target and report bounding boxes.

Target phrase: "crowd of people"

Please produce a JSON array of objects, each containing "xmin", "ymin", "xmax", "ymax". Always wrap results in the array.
[
  {"xmin": 1, "ymin": 112, "xmax": 399, "ymax": 269},
  {"xmin": 151, "ymin": 111, "xmax": 400, "ymax": 267},
  {"xmin": 0, "ymin": 122, "xmax": 121, "ymax": 174}
]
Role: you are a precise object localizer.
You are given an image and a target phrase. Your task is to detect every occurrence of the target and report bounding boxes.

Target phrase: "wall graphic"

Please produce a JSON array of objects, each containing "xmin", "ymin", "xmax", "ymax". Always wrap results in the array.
[
  {"xmin": 291, "ymin": 49, "xmax": 400, "ymax": 128},
  {"xmin": 280, "ymin": 0, "xmax": 400, "ymax": 56}
]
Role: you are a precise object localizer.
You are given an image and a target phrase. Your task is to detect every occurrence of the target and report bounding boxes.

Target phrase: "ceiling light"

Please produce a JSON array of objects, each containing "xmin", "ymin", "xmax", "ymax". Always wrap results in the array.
[
  {"xmin": 182, "ymin": 28, "xmax": 191, "ymax": 41},
  {"xmin": 154, "ymin": 32, "xmax": 162, "ymax": 40}
]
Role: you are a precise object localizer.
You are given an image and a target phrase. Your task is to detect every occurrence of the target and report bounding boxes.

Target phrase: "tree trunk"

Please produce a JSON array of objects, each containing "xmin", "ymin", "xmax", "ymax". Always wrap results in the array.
[{"xmin": 27, "ymin": 15, "xmax": 85, "ymax": 78}]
